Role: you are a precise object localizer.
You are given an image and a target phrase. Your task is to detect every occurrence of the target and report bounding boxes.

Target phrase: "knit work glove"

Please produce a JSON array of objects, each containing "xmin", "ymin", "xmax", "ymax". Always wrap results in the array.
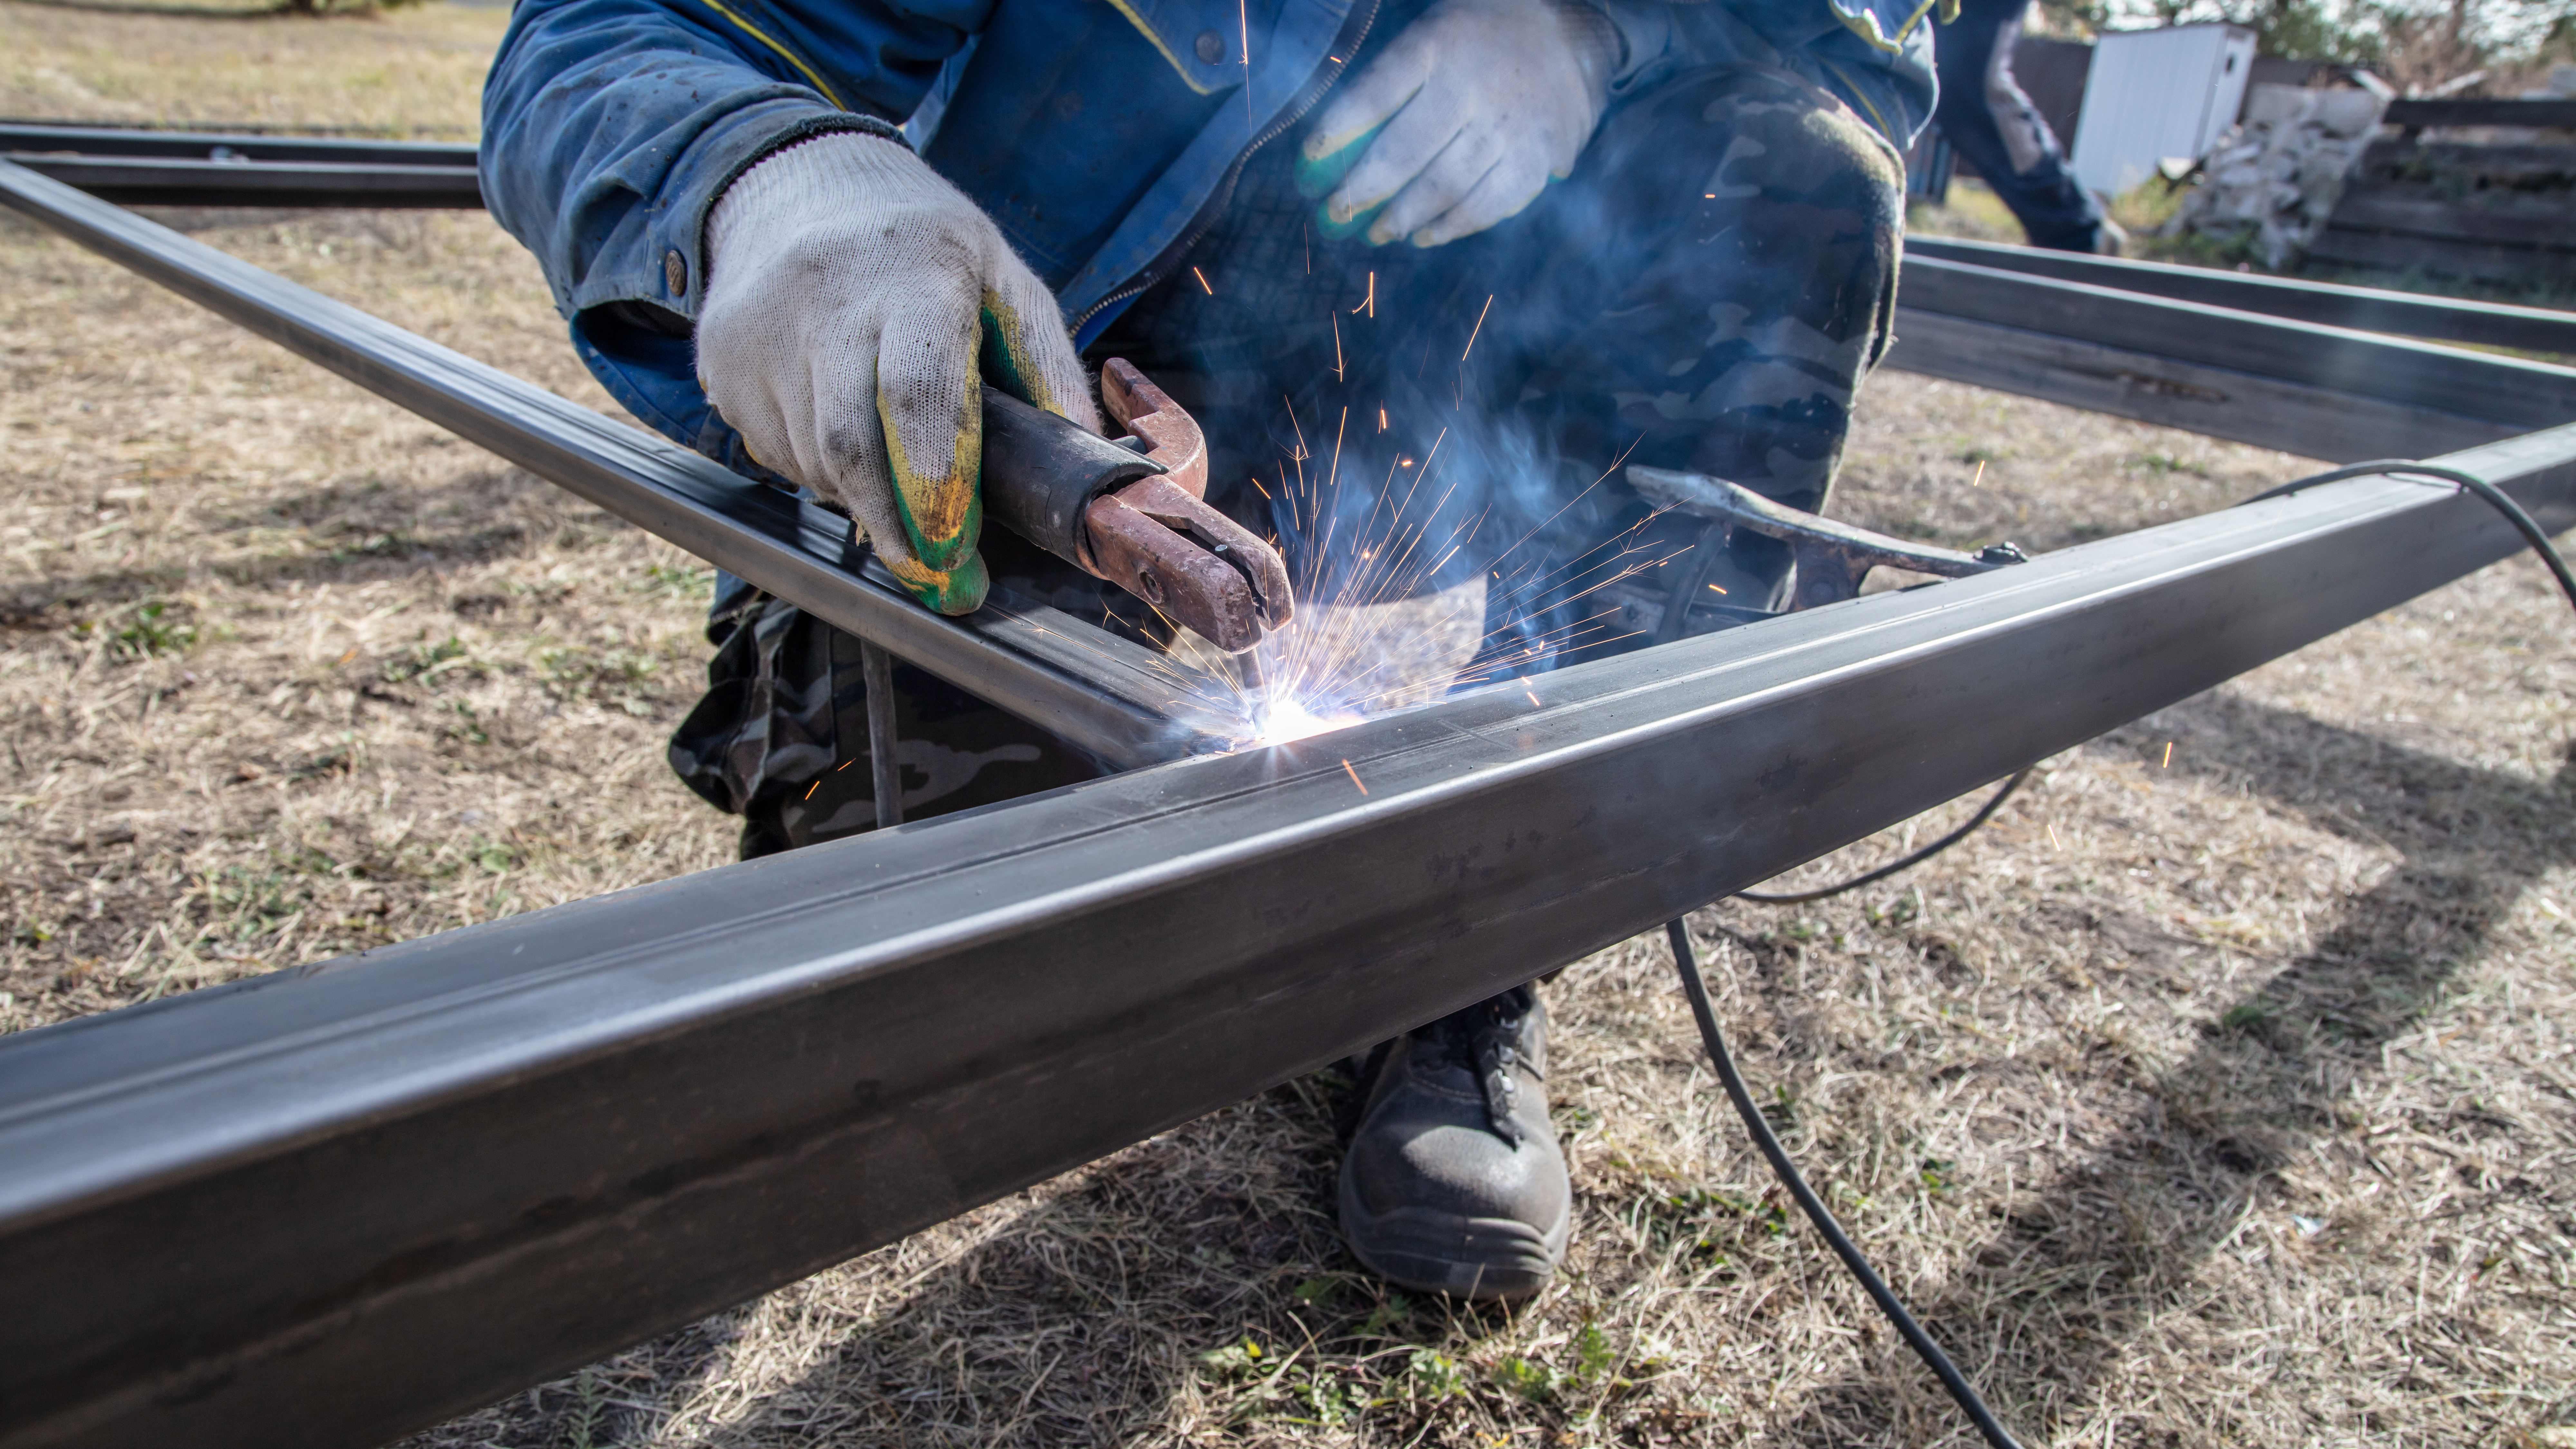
[
  {"xmin": 697, "ymin": 133, "xmax": 1099, "ymax": 615},
  {"xmin": 1297, "ymin": 0, "xmax": 1619, "ymax": 247}
]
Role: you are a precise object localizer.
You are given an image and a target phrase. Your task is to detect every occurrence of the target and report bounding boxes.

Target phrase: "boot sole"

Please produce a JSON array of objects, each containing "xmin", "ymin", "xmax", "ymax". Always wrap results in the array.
[{"xmin": 1337, "ymin": 1169, "xmax": 1569, "ymax": 1302}]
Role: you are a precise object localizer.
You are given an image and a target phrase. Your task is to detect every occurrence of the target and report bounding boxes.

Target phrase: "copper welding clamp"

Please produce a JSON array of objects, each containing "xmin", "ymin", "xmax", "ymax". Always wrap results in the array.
[
  {"xmin": 1628, "ymin": 465, "xmax": 2027, "ymax": 639},
  {"xmin": 978, "ymin": 359, "xmax": 1293, "ymax": 653}
]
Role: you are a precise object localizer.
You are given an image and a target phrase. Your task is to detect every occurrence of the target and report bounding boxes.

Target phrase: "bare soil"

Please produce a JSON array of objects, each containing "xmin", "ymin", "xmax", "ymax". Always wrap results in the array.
[{"xmin": 4, "ymin": 7, "xmax": 2572, "ymax": 1446}]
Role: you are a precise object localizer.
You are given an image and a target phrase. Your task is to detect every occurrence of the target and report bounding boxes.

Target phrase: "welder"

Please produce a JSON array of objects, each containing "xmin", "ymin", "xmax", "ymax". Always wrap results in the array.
[{"xmin": 482, "ymin": 0, "xmax": 1931, "ymax": 1302}]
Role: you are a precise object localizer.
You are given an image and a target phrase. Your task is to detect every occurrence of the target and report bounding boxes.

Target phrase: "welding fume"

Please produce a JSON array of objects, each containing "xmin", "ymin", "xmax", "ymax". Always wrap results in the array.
[{"xmin": 482, "ymin": 0, "xmax": 1943, "ymax": 1325}]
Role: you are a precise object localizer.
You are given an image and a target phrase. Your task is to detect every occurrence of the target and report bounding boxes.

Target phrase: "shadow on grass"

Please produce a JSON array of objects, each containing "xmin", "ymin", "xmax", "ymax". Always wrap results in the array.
[
  {"xmin": 1771, "ymin": 689, "xmax": 2576, "ymax": 1444},
  {"xmin": 1, "ymin": 468, "xmax": 620, "ymax": 624},
  {"xmin": 395, "ymin": 687, "xmax": 2572, "ymax": 1446}
]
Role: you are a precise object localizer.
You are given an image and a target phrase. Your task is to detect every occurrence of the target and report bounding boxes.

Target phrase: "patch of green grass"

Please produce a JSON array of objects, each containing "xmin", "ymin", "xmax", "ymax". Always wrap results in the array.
[
  {"xmin": 2126, "ymin": 451, "xmax": 2211, "ymax": 479},
  {"xmin": 2221, "ymin": 1000, "xmax": 2278, "ymax": 1035},
  {"xmin": 438, "ymin": 699, "xmax": 491, "ymax": 746},
  {"xmin": 383, "ymin": 635, "xmax": 476, "ymax": 685},
  {"xmin": 1404, "ymin": 1348, "xmax": 1464, "ymax": 1400},
  {"xmin": 1487, "ymin": 1354, "xmax": 1555, "ymax": 1403},
  {"xmin": 95, "ymin": 599, "xmax": 198, "ymax": 659},
  {"xmin": 639, "ymin": 561, "xmax": 715, "ymax": 598}
]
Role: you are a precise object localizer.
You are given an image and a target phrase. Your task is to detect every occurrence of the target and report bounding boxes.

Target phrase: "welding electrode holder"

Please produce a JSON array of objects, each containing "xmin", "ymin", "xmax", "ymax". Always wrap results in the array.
[
  {"xmin": 977, "ymin": 359, "xmax": 1293, "ymax": 653},
  {"xmin": 976, "ymin": 384, "xmax": 1162, "ymax": 561}
]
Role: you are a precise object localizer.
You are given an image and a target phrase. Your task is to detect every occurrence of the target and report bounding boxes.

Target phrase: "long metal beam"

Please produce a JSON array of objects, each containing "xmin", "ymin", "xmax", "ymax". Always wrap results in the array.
[
  {"xmin": 0, "ymin": 123, "xmax": 483, "ymax": 208},
  {"xmin": 0, "ymin": 121, "xmax": 477, "ymax": 166},
  {"xmin": 0, "ymin": 157, "xmax": 1241, "ymax": 766},
  {"xmin": 1905, "ymin": 234, "xmax": 2576, "ymax": 358},
  {"xmin": 17, "ymin": 121, "xmax": 2567, "ymax": 463},
  {"xmin": 1886, "ymin": 256, "xmax": 2576, "ymax": 461},
  {"xmin": 14, "ymin": 115, "xmax": 2567, "ymax": 371},
  {"xmin": 0, "ymin": 154, "xmax": 483, "ymax": 209},
  {"xmin": 4, "ymin": 419, "xmax": 2570, "ymax": 1449}
]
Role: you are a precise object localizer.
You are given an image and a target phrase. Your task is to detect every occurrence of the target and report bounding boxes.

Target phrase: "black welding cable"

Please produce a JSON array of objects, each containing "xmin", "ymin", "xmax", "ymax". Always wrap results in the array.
[
  {"xmin": 1666, "ymin": 458, "xmax": 2568, "ymax": 1446},
  {"xmin": 1663, "ymin": 918, "xmax": 2026, "ymax": 1449},
  {"xmin": 2238, "ymin": 458, "xmax": 2576, "ymax": 615},
  {"xmin": 1733, "ymin": 767, "xmax": 2031, "ymax": 905}
]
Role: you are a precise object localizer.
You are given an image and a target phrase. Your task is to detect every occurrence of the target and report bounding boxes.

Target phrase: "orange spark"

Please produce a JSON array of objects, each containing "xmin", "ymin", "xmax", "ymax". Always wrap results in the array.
[
  {"xmin": 1461, "ymin": 294, "xmax": 1494, "ymax": 361},
  {"xmin": 1707, "ymin": 583, "xmax": 1728, "ymax": 594},
  {"xmin": 1972, "ymin": 458, "xmax": 1988, "ymax": 488},
  {"xmin": 1193, "ymin": 266, "xmax": 1213, "ymax": 295},
  {"xmin": 1340, "ymin": 759, "xmax": 1368, "ymax": 795},
  {"xmin": 2161, "ymin": 741, "xmax": 2174, "ymax": 767}
]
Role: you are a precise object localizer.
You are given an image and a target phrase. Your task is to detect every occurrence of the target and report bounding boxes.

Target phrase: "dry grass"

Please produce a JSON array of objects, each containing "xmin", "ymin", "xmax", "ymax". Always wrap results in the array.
[
  {"xmin": 0, "ymin": 202, "xmax": 734, "ymax": 1024},
  {"xmin": 0, "ymin": 0, "xmax": 501, "ymax": 134},
  {"xmin": 5, "ymin": 11, "xmax": 2574, "ymax": 1447}
]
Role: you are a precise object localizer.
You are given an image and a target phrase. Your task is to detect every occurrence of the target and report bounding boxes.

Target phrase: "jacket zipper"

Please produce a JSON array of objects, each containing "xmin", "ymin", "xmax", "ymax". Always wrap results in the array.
[{"xmin": 1072, "ymin": 0, "xmax": 1384, "ymax": 334}]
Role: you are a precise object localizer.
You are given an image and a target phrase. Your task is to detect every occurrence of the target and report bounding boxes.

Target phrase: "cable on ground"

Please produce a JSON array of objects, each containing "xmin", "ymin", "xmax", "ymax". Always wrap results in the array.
[
  {"xmin": 1663, "ymin": 919, "xmax": 2024, "ymax": 1449},
  {"xmin": 1732, "ymin": 768, "xmax": 2032, "ymax": 905},
  {"xmin": 1673, "ymin": 457, "xmax": 2569, "ymax": 1446}
]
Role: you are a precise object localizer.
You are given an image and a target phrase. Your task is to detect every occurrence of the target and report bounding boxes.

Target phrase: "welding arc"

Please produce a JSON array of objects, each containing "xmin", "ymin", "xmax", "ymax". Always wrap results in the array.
[
  {"xmin": 1733, "ymin": 768, "xmax": 2031, "ymax": 905},
  {"xmin": 1664, "ymin": 919, "xmax": 2028, "ymax": 1449},
  {"xmin": 2240, "ymin": 458, "xmax": 2576, "ymax": 615}
]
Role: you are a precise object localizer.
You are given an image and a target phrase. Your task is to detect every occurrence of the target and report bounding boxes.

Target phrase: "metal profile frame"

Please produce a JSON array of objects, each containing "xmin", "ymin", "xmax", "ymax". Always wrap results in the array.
[
  {"xmin": 1886, "ymin": 253, "xmax": 2576, "ymax": 462},
  {"xmin": 0, "ymin": 158, "xmax": 1245, "ymax": 767},
  {"xmin": 2, "ymin": 144, "xmax": 2574, "ymax": 1449},
  {"xmin": 0, "ymin": 123, "xmax": 482, "ymax": 209},
  {"xmin": 1904, "ymin": 234, "xmax": 2576, "ymax": 357}
]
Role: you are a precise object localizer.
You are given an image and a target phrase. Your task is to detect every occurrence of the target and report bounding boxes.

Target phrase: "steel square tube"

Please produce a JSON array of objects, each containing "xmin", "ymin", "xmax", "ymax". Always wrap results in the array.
[
  {"xmin": 0, "ymin": 154, "xmax": 484, "ymax": 210},
  {"xmin": 1894, "ymin": 255, "xmax": 2576, "ymax": 436},
  {"xmin": 0, "ymin": 157, "xmax": 1242, "ymax": 767},
  {"xmin": 1888, "ymin": 258, "xmax": 2576, "ymax": 461},
  {"xmin": 1904, "ymin": 235, "xmax": 2576, "ymax": 358},
  {"xmin": 0, "ymin": 122, "xmax": 478, "ymax": 168},
  {"xmin": 17, "ymin": 125, "xmax": 2566, "ymax": 462},
  {"xmin": 2, "ymin": 418, "xmax": 2570, "ymax": 1449}
]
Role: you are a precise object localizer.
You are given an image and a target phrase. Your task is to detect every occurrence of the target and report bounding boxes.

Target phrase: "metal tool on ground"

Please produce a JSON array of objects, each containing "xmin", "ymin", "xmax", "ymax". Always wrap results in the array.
[
  {"xmin": 979, "ymin": 358, "xmax": 1293, "ymax": 653},
  {"xmin": 1629, "ymin": 464, "xmax": 2028, "ymax": 635}
]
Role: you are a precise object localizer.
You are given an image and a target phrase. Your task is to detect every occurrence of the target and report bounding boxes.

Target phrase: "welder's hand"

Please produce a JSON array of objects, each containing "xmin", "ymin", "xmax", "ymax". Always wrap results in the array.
[
  {"xmin": 697, "ymin": 133, "xmax": 1099, "ymax": 616},
  {"xmin": 1297, "ymin": 0, "xmax": 1618, "ymax": 247}
]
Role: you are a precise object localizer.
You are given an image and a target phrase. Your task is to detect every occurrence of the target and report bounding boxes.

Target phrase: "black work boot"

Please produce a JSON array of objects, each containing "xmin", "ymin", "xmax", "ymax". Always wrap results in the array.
[{"xmin": 1338, "ymin": 985, "xmax": 1570, "ymax": 1301}]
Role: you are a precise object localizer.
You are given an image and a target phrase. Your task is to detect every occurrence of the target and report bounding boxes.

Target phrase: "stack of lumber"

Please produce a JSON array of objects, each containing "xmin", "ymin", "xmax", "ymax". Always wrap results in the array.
[{"xmin": 2307, "ymin": 97, "xmax": 2576, "ymax": 286}]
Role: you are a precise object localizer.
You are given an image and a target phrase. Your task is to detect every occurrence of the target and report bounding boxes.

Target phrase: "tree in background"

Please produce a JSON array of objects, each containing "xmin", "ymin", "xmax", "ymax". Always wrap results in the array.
[{"xmin": 2034, "ymin": 0, "xmax": 2574, "ymax": 89}]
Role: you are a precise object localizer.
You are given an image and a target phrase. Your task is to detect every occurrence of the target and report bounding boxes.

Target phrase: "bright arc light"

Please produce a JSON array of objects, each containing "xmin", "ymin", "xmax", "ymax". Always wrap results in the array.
[{"xmin": 1255, "ymin": 694, "xmax": 1357, "ymax": 746}]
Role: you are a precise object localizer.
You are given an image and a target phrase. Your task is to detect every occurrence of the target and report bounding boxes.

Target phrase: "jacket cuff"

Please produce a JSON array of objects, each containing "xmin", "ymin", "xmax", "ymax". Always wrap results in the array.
[
  {"xmin": 567, "ymin": 103, "xmax": 907, "ymax": 325},
  {"xmin": 1586, "ymin": 1, "xmax": 1677, "ymax": 96}
]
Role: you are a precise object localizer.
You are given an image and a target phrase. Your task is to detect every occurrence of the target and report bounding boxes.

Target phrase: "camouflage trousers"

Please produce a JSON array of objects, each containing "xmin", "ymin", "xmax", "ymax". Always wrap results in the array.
[{"xmin": 670, "ymin": 63, "xmax": 1907, "ymax": 856}]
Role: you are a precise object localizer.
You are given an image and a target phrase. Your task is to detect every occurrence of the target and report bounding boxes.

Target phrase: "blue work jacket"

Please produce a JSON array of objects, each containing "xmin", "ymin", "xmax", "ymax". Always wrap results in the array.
[{"xmin": 480, "ymin": 0, "xmax": 1937, "ymax": 471}]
